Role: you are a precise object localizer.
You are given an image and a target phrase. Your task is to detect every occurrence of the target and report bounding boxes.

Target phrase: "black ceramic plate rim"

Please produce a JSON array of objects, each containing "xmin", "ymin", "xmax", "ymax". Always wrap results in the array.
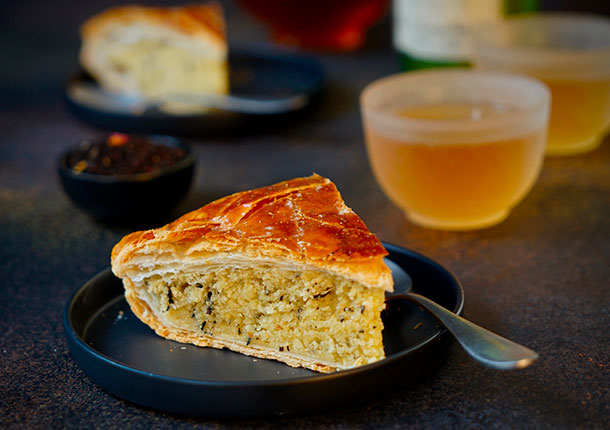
[
  {"xmin": 63, "ymin": 243, "xmax": 464, "ymax": 387},
  {"xmin": 57, "ymin": 136, "xmax": 195, "ymax": 183},
  {"xmin": 65, "ymin": 47, "xmax": 325, "ymax": 119}
]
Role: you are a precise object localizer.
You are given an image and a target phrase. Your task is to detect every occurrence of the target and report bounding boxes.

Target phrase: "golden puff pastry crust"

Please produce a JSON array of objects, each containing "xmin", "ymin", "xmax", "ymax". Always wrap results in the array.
[
  {"xmin": 111, "ymin": 175, "xmax": 392, "ymax": 372},
  {"xmin": 80, "ymin": 3, "xmax": 228, "ymax": 107},
  {"xmin": 112, "ymin": 174, "xmax": 392, "ymax": 290}
]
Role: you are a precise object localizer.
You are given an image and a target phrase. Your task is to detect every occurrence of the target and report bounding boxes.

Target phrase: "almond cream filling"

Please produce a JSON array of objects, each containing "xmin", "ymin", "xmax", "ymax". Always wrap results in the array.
[{"xmin": 133, "ymin": 266, "xmax": 386, "ymax": 368}]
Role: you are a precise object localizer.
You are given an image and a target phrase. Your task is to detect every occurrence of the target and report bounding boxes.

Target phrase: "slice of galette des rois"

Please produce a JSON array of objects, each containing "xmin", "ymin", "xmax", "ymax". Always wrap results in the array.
[{"xmin": 111, "ymin": 174, "xmax": 393, "ymax": 372}]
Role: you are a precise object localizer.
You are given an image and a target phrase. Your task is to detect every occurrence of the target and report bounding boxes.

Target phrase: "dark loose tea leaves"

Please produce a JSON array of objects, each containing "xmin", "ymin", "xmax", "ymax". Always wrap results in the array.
[{"xmin": 66, "ymin": 133, "xmax": 186, "ymax": 175}]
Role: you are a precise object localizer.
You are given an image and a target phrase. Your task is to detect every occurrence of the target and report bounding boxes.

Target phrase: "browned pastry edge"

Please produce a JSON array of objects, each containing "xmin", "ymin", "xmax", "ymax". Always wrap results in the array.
[{"xmin": 80, "ymin": 3, "xmax": 226, "ymax": 45}]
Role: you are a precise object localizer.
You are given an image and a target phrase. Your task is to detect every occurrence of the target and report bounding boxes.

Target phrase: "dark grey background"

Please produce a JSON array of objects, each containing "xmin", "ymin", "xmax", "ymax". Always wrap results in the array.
[{"xmin": 1, "ymin": 1, "xmax": 608, "ymax": 428}]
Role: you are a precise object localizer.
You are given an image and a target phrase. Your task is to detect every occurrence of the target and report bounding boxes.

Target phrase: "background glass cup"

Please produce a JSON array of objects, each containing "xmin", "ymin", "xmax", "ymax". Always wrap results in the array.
[
  {"xmin": 361, "ymin": 69, "xmax": 550, "ymax": 230},
  {"xmin": 472, "ymin": 13, "xmax": 610, "ymax": 156}
]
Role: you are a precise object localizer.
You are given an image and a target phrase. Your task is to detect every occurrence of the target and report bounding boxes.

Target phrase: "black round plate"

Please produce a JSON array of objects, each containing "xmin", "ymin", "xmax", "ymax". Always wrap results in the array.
[
  {"xmin": 64, "ymin": 48, "xmax": 325, "ymax": 136},
  {"xmin": 63, "ymin": 243, "xmax": 463, "ymax": 418}
]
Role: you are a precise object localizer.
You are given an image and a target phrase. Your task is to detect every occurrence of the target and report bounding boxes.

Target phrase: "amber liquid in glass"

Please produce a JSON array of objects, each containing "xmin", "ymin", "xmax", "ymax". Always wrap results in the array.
[
  {"xmin": 544, "ymin": 79, "xmax": 610, "ymax": 155},
  {"xmin": 365, "ymin": 103, "xmax": 546, "ymax": 229}
]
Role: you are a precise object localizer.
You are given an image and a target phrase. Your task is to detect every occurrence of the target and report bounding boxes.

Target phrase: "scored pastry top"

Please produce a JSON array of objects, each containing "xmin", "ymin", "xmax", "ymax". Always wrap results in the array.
[
  {"xmin": 112, "ymin": 174, "xmax": 392, "ymax": 291},
  {"xmin": 80, "ymin": 3, "xmax": 226, "ymax": 50}
]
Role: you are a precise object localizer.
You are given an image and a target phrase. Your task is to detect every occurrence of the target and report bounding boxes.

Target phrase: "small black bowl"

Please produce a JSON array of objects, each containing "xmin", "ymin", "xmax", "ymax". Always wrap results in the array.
[{"xmin": 58, "ymin": 135, "xmax": 195, "ymax": 222}]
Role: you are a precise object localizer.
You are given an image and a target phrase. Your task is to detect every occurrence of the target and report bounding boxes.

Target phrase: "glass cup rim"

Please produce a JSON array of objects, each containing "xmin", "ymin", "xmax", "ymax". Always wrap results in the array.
[
  {"xmin": 360, "ymin": 69, "xmax": 551, "ymax": 143},
  {"xmin": 472, "ymin": 12, "xmax": 610, "ymax": 80}
]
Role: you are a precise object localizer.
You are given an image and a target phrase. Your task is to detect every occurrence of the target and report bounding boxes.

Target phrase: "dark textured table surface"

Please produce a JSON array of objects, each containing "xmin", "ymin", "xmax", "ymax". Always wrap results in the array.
[{"xmin": 1, "ymin": 1, "xmax": 609, "ymax": 428}]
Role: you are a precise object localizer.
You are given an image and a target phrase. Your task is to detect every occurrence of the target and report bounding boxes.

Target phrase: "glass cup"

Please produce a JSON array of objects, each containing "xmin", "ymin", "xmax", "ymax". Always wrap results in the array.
[
  {"xmin": 361, "ymin": 69, "xmax": 550, "ymax": 230},
  {"xmin": 472, "ymin": 13, "xmax": 610, "ymax": 156}
]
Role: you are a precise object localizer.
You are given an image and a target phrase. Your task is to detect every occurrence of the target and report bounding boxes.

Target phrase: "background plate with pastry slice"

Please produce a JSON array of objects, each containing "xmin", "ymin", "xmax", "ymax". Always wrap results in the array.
[
  {"xmin": 63, "ymin": 243, "xmax": 464, "ymax": 418},
  {"xmin": 64, "ymin": 48, "xmax": 325, "ymax": 136}
]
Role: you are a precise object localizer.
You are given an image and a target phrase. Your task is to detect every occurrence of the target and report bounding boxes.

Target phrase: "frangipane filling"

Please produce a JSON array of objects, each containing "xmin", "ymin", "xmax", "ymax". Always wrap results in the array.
[
  {"xmin": 140, "ymin": 266, "xmax": 386, "ymax": 368},
  {"xmin": 106, "ymin": 39, "xmax": 226, "ymax": 96}
]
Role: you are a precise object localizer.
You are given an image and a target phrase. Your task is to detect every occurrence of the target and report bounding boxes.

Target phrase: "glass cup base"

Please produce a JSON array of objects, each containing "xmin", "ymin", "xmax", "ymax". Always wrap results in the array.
[
  {"xmin": 546, "ymin": 134, "xmax": 605, "ymax": 156},
  {"xmin": 405, "ymin": 208, "xmax": 510, "ymax": 230}
]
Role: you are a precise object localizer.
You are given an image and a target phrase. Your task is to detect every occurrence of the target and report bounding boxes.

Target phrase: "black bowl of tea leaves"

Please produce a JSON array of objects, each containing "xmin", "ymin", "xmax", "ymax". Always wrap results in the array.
[{"xmin": 58, "ymin": 133, "xmax": 195, "ymax": 222}]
